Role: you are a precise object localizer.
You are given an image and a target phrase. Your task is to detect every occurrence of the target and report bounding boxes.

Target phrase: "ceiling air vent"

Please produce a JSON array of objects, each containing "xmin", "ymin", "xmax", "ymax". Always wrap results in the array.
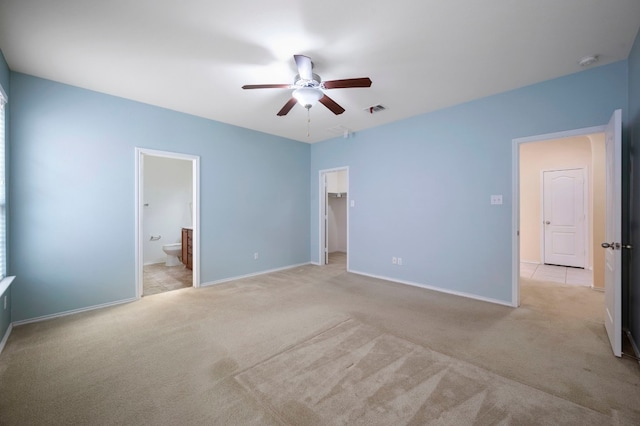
[{"xmin": 366, "ymin": 104, "xmax": 386, "ymax": 114}]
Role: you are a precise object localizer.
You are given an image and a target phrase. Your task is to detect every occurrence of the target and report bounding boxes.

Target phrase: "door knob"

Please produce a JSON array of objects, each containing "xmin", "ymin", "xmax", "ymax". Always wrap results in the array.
[
  {"xmin": 602, "ymin": 242, "xmax": 633, "ymax": 249},
  {"xmin": 545, "ymin": 221, "xmax": 550, "ymax": 225},
  {"xmin": 600, "ymin": 243, "xmax": 633, "ymax": 250}
]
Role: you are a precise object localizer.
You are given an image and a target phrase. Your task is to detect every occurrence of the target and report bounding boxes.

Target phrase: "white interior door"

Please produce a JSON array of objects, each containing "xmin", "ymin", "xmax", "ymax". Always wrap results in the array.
[
  {"xmin": 543, "ymin": 169, "xmax": 585, "ymax": 267},
  {"xmin": 603, "ymin": 109, "xmax": 622, "ymax": 357},
  {"xmin": 323, "ymin": 174, "xmax": 329, "ymax": 265}
]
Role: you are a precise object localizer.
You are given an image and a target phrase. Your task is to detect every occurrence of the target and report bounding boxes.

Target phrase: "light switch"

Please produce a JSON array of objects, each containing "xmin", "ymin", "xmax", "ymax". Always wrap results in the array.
[
  {"xmin": 490, "ymin": 195, "xmax": 503, "ymax": 205},
  {"xmin": 350, "ymin": 200, "xmax": 355, "ymax": 207}
]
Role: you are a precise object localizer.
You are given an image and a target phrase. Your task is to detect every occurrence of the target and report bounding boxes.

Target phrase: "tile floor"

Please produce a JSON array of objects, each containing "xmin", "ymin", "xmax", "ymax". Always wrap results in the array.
[
  {"xmin": 520, "ymin": 262, "xmax": 593, "ymax": 287},
  {"xmin": 143, "ymin": 263, "xmax": 192, "ymax": 296}
]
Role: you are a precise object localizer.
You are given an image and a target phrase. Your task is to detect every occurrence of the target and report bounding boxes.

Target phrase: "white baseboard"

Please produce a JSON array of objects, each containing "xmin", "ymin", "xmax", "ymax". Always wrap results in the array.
[
  {"xmin": 201, "ymin": 262, "xmax": 311, "ymax": 287},
  {"xmin": 349, "ymin": 270, "xmax": 514, "ymax": 308},
  {"xmin": 520, "ymin": 261, "xmax": 593, "ymax": 272},
  {"xmin": 310, "ymin": 261, "xmax": 321, "ymax": 266},
  {"xmin": 0, "ymin": 322, "xmax": 12, "ymax": 355},
  {"xmin": 12, "ymin": 297, "xmax": 138, "ymax": 327}
]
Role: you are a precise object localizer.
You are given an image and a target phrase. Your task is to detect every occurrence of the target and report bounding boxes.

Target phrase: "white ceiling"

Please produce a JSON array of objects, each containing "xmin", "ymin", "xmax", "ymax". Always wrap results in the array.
[{"xmin": 0, "ymin": 1, "xmax": 639, "ymax": 143}]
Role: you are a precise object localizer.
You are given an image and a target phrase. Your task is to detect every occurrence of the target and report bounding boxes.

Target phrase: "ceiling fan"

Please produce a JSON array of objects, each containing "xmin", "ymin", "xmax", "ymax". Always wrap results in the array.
[{"xmin": 242, "ymin": 55, "xmax": 372, "ymax": 116}]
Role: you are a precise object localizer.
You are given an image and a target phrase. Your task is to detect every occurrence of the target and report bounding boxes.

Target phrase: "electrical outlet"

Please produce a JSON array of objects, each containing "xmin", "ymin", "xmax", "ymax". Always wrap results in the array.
[
  {"xmin": 397, "ymin": 258, "xmax": 403, "ymax": 266},
  {"xmin": 490, "ymin": 195, "xmax": 503, "ymax": 205},
  {"xmin": 392, "ymin": 257, "xmax": 397, "ymax": 264},
  {"xmin": 254, "ymin": 252, "xmax": 259, "ymax": 260}
]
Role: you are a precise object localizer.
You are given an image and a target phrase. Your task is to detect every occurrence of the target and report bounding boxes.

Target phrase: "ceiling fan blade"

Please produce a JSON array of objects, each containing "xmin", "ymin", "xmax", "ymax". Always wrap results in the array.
[
  {"xmin": 323, "ymin": 78, "xmax": 372, "ymax": 89},
  {"xmin": 319, "ymin": 95, "xmax": 345, "ymax": 115},
  {"xmin": 277, "ymin": 98, "xmax": 298, "ymax": 116},
  {"xmin": 294, "ymin": 55, "xmax": 313, "ymax": 81},
  {"xmin": 242, "ymin": 84, "xmax": 291, "ymax": 89}
]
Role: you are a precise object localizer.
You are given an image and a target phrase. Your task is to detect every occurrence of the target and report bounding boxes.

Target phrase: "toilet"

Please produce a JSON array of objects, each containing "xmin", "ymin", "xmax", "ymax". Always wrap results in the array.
[{"xmin": 162, "ymin": 243, "xmax": 182, "ymax": 266}]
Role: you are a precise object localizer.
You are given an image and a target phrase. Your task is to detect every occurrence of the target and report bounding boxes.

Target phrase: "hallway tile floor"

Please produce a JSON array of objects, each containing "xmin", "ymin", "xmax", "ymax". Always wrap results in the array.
[{"xmin": 520, "ymin": 262, "xmax": 593, "ymax": 287}]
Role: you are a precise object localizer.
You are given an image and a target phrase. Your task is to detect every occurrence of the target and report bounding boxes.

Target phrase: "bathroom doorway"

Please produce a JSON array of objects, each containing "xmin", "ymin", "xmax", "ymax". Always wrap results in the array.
[{"xmin": 135, "ymin": 148, "xmax": 200, "ymax": 297}]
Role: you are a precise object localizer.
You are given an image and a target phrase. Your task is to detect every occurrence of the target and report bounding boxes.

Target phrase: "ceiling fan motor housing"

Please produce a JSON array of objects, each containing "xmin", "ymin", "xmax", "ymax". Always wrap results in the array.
[{"xmin": 294, "ymin": 73, "xmax": 322, "ymax": 88}]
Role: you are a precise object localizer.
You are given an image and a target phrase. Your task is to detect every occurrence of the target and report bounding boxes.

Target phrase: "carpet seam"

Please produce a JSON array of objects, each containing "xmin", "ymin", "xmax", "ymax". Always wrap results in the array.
[
  {"xmin": 230, "ymin": 317, "xmax": 355, "ymax": 426},
  {"xmin": 232, "ymin": 317, "xmax": 354, "ymax": 379}
]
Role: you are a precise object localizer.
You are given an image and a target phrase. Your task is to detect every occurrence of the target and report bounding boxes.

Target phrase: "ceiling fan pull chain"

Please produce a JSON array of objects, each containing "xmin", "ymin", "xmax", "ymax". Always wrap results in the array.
[{"xmin": 307, "ymin": 107, "xmax": 311, "ymax": 137}]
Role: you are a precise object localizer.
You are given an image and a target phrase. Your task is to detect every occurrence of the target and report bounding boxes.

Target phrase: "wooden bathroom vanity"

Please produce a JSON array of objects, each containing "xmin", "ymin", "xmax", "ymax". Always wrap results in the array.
[{"xmin": 181, "ymin": 227, "xmax": 193, "ymax": 270}]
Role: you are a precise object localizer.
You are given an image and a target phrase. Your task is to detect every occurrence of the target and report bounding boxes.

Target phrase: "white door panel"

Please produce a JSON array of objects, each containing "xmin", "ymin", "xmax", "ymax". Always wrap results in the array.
[
  {"xmin": 603, "ymin": 109, "xmax": 622, "ymax": 357},
  {"xmin": 551, "ymin": 232, "xmax": 575, "ymax": 254},
  {"xmin": 543, "ymin": 169, "xmax": 585, "ymax": 267}
]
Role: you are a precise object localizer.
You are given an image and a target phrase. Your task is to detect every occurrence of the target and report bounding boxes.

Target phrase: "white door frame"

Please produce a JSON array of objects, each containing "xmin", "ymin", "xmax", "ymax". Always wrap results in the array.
[
  {"xmin": 540, "ymin": 167, "xmax": 589, "ymax": 268},
  {"xmin": 318, "ymin": 167, "xmax": 350, "ymax": 270},
  {"xmin": 135, "ymin": 147, "xmax": 200, "ymax": 298},
  {"xmin": 512, "ymin": 125, "xmax": 605, "ymax": 307}
]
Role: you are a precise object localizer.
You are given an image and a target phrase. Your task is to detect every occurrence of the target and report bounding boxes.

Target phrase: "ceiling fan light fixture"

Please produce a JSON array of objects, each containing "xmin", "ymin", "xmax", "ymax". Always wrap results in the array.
[{"xmin": 293, "ymin": 87, "xmax": 323, "ymax": 109}]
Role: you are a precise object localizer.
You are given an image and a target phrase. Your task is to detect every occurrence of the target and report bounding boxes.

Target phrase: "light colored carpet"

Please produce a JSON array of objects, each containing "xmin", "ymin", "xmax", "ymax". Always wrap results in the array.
[
  {"xmin": 1, "ymin": 257, "xmax": 639, "ymax": 425},
  {"xmin": 237, "ymin": 319, "xmax": 610, "ymax": 425}
]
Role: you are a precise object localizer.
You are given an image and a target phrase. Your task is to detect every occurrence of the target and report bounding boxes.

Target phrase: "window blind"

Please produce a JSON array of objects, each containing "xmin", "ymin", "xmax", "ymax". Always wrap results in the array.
[{"xmin": 0, "ymin": 89, "xmax": 6, "ymax": 279}]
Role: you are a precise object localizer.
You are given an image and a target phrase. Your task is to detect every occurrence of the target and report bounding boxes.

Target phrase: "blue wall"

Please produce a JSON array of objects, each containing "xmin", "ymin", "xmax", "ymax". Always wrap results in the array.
[
  {"xmin": 629, "ymin": 28, "xmax": 640, "ymax": 344},
  {"xmin": 9, "ymin": 73, "xmax": 310, "ymax": 322},
  {"xmin": 3, "ymin": 53, "xmax": 636, "ymax": 322},
  {"xmin": 0, "ymin": 51, "xmax": 10, "ymax": 340},
  {"xmin": 311, "ymin": 61, "xmax": 628, "ymax": 304}
]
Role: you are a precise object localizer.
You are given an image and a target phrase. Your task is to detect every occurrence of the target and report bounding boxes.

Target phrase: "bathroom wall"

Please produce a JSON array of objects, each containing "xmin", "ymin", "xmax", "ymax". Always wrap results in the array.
[{"xmin": 143, "ymin": 155, "xmax": 193, "ymax": 265}]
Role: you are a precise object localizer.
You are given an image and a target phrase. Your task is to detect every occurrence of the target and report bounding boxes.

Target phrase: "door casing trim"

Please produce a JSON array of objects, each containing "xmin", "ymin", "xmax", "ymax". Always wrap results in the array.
[
  {"xmin": 318, "ymin": 167, "xmax": 350, "ymax": 270},
  {"xmin": 135, "ymin": 147, "xmax": 200, "ymax": 298}
]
